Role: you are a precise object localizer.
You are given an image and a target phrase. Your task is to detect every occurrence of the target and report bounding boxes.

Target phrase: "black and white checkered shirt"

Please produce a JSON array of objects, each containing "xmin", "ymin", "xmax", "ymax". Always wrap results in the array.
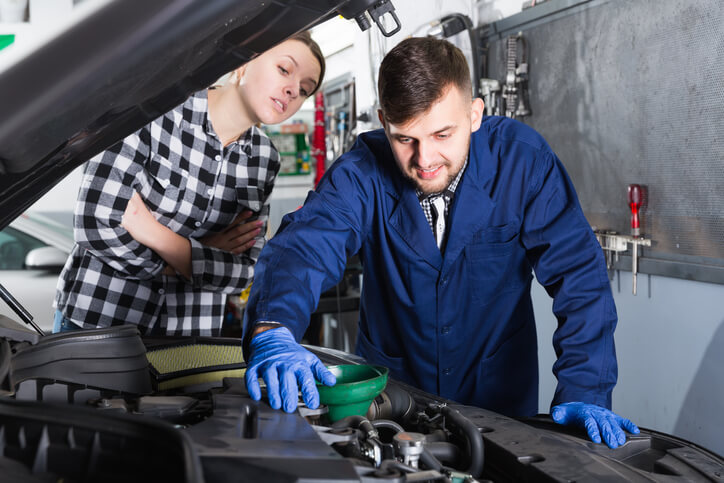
[
  {"xmin": 54, "ymin": 90, "xmax": 280, "ymax": 336},
  {"xmin": 417, "ymin": 158, "xmax": 468, "ymax": 249}
]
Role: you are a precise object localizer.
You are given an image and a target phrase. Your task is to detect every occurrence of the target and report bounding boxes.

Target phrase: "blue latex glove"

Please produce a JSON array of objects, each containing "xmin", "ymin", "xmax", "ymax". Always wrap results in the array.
[
  {"xmin": 552, "ymin": 402, "xmax": 640, "ymax": 448},
  {"xmin": 245, "ymin": 326, "xmax": 336, "ymax": 413}
]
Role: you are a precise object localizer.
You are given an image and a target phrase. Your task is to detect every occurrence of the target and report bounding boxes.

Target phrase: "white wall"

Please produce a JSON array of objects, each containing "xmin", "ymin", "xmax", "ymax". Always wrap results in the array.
[
  {"xmin": 28, "ymin": 165, "xmax": 83, "ymax": 215},
  {"xmin": 313, "ymin": 0, "xmax": 502, "ymax": 130}
]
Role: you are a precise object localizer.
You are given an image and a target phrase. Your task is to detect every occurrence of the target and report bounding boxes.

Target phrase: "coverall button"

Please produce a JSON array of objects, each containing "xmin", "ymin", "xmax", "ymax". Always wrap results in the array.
[
  {"xmin": 441, "ymin": 326, "xmax": 450, "ymax": 334},
  {"xmin": 158, "ymin": 288, "xmax": 165, "ymax": 295},
  {"xmin": 215, "ymin": 154, "xmax": 221, "ymax": 161},
  {"xmin": 195, "ymin": 221, "xmax": 201, "ymax": 227}
]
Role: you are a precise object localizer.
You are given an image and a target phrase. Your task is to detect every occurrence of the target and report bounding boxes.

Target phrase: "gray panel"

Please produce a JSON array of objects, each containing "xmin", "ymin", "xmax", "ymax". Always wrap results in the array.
[{"xmin": 485, "ymin": 0, "xmax": 724, "ymax": 269}]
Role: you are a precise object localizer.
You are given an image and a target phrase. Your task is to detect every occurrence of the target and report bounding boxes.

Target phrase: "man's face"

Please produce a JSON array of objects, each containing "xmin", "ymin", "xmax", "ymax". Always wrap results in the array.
[{"xmin": 380, "ymin": 86, "xmax": 484, "ymax": 196}]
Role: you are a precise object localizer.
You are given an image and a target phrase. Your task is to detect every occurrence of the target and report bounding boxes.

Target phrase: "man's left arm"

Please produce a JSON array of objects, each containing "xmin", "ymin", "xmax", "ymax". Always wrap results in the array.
[{"xmin": 521, "ymin": 151, "xmax": 639, "ymax": 448}]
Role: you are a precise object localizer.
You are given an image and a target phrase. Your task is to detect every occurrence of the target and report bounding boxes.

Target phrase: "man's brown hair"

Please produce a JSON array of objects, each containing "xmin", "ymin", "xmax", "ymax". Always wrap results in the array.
[
  {"xmin": 378, "ymin": 37, "xmax": 471, "ymax": 125},
  {"xmin": 288, "ymin": 30, "xmax": 325, "ymax": 96}
]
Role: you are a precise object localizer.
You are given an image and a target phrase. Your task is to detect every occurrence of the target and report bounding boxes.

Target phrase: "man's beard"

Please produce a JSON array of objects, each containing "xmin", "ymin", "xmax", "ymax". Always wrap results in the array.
[{"xmin": 404, "ymin": 159, "xmax": 465, "ymax": 196}]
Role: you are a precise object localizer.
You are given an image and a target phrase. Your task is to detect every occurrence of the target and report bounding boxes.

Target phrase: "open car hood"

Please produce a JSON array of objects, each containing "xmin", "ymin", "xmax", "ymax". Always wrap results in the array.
[{"xmin": 0, "ymin": 0, "xmax": 395, "ymax": 230}]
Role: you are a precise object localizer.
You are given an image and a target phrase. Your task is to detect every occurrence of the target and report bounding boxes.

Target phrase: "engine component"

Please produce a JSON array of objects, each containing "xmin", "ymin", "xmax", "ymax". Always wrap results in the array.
[
  {"xmin": 393, "ymin": 431, "xmax": 425, "ymax": 468},
  {"xmin": 0, "ymin": 397, "xmax": 203, "ymax": 482},
  {"xmin": 426, "ymin": 403, "xmax": 485, "ymax": 478},
  {"xmin": 9, "ymin": 325, "xmax": 152, "ymax": 404},
  {"xmin": 144, "ymin": 336, "xmax": 245, "ymax": 391},
  {"xmin": 90, "ymin": 395, "xmax": 211, "ymax": 425},
  {"xmin": 367, "ymin": 384, "xmax": 416, "ymax": 422}
]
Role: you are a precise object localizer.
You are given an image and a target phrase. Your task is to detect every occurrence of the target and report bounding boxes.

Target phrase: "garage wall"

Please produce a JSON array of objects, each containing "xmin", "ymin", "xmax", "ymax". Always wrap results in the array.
[
  {"xmin": 533, "ymin": 276, "xmax": 724, "ymax": 456},
  {"xmin": 478, "ymin": 0, "xmax": 724, "ymax": 456}
]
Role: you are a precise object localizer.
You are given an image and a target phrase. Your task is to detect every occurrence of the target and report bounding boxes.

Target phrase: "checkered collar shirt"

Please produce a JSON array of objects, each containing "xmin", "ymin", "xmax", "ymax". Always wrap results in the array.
[
  {"xmin": 417, "ymin": 158, "xmax": 468, "ymax": 251},
  {"xmin": 55, "ymin": 89, "xmax": 280, "ymax": 336}
]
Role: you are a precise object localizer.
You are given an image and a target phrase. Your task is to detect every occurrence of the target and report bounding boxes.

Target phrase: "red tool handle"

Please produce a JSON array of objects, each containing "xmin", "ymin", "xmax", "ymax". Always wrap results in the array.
[{"xmin": 628, "ymin": 184, "xmax": 642, "ymax": 234}]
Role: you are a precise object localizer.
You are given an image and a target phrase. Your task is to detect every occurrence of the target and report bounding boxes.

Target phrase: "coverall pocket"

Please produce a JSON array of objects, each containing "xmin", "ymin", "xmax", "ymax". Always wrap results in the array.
[
  {"xmin": 355, "ymin": 329, "xmax": 405, "ymax": 380},
  {"xmin": 466, "ymin": 222, "xmax": 526, "ymax": 301},
  {"xmin": 473, "ymin": 321, "xmax": 537, "ymax": 416}
]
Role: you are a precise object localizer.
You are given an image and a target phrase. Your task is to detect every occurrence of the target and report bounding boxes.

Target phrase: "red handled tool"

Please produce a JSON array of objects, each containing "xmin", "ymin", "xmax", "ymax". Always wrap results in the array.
[{"xmin": 628, "ymin": 184, "xmax": 642, "ymax": 294}]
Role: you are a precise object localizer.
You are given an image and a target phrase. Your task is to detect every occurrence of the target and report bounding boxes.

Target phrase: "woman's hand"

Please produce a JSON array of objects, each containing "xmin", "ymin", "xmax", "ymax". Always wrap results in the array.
[
  {"xmin": 121, "ymin": 191, "xmax": 161, "ymax": 247},
  {"xmin": 200, "ymin": 210, "xmax": 263, "ymax": 254}
]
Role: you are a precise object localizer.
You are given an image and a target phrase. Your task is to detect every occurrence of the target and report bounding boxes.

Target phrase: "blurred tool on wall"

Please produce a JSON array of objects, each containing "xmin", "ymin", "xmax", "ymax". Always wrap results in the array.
[
  {"xmin": 593, "ymin": 184, "xmax": 651, "ymax": 296},
  {"xmin": 322, "ymin": 73, "xmax": 356, "ymax": 163},
  {"xmin": 313, "ymin": 92, "xmax": 327, "ymax": 186},
  {"xmin": 481, "ymin": 31, "xmax": 531, "ymax": 119},
  {"xmin": 628, "ymin": 183, "xmax": 648, "ymax": 295}
]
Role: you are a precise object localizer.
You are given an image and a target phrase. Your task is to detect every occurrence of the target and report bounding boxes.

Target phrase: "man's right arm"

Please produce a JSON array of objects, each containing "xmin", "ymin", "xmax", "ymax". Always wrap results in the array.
[
  {"xmin": 244, "ymin": 149, "xmax": 374, "ymax": 341},
  {"xmin": 242, "ymin": 145, "xmax": 376, "ymax": 411}
]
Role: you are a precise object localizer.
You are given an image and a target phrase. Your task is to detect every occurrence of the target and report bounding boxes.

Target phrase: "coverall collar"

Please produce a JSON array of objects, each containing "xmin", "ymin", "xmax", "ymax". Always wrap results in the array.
[{"xmin": 384, "ymin": 125, "xmax": 498, "ymax": 272}]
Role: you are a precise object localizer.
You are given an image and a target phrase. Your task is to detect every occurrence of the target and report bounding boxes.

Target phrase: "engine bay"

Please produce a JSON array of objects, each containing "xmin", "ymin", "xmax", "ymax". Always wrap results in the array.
[{"xmin": 0, "ymin": 322, "xmax": 722, "ymax": 482}]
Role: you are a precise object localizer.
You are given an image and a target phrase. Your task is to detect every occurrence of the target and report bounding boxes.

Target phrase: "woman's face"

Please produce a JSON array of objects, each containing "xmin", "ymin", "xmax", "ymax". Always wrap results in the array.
[{"xmin": 236, "ymin": 39, "xmax": 321, "ymax": 125}]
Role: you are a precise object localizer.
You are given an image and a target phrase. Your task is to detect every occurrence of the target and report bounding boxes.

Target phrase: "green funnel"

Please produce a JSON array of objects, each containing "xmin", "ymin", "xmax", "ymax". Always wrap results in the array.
[{"xmin": 317, "ymin": 364, "xmax": 388, "ymax": 422}]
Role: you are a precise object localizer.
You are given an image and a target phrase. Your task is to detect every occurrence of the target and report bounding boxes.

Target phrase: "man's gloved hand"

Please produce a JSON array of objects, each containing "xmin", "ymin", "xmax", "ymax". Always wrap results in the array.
[
  {"xmin": 245, "ymin": 326, "xmax": 336, "ymax": 413},
  {"xmin": 552, "ymin": 402, "xmax": 640, "ymax": 448}
]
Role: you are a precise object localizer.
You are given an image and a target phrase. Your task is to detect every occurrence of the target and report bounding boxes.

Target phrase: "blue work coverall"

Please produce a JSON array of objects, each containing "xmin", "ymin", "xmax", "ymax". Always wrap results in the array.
[{"xmin": 245, "ymin": 117, "xmax": 618, "ymax": 417}]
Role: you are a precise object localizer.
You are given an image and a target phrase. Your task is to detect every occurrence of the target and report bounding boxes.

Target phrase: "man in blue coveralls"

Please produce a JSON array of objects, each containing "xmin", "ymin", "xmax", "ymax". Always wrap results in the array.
[{"xmin": 242, "ymin": 37, "xmax": 639, "ymax": 448}]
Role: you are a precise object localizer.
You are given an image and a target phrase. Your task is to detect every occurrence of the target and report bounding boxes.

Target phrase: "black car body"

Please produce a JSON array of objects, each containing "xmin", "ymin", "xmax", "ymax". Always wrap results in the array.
[{"xmin": 0, "ymin": 1, "xmax": 722, "ymax": 482}]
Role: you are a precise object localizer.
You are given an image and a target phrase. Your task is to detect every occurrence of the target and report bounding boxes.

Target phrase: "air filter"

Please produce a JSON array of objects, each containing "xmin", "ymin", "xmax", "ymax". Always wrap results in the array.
[{"xmin": 144, "ymin": 337, "xmax": 245, "ymax": 391}]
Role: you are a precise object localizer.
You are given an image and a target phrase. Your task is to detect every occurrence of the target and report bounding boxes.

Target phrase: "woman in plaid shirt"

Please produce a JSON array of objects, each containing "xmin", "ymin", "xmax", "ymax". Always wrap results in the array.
[{"xmin": 54, "ymin": 32, "xmax": 325, "ymax": 336}]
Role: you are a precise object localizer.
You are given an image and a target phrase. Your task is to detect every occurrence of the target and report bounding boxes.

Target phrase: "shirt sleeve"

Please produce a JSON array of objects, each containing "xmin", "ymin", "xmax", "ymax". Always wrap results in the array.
[
  {"xmin": 521, "ymin": 151, "xmax": 618, "ymax": 410},
  {"xmin": 188, "ymin": 200, "xmax": 270, "ymax": 293},
  {"xmin": 243, "ymin": 151, "xmax": 373, "ymax": 344},
  {"xmin": 74, "ymin": 125, "xmax": 165, "ymax": 280}
]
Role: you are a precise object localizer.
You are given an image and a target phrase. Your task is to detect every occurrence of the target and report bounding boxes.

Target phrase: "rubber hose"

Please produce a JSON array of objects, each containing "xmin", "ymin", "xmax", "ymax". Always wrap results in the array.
[
  {"xmin": 426, "ymin": 441, "xmax": 461, "ymax": 465},
  {"xmin": 331, "ymin": 415, "xmax": 377, "ymax": 438},
  {"xmin": 424, "ymin": 429, "xmax": 448, "ymax": 443},
  {"xmin": 385, "ymin": 384, "xmax": 416, "ymax": 420},
  {"xmin": 371, "ymin": 419, "xmax": 404, "ymax": 433},
  {"xmin": 419, "ymin": 448, "xmax": 444, "ymax": 472},
  {"xmin": 440, "ymin": 405, "xmax": 484, "ymax": 478},
  {"xmin": 368, "ymin": 385, "xmax": 416, "ymax": 421}
]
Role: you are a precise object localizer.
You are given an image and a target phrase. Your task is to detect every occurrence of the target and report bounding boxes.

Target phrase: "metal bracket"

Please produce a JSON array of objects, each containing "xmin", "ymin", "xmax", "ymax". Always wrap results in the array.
[{"xmin": 594, "ymin": 230, "xmax": 652, "ymax": 295}]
